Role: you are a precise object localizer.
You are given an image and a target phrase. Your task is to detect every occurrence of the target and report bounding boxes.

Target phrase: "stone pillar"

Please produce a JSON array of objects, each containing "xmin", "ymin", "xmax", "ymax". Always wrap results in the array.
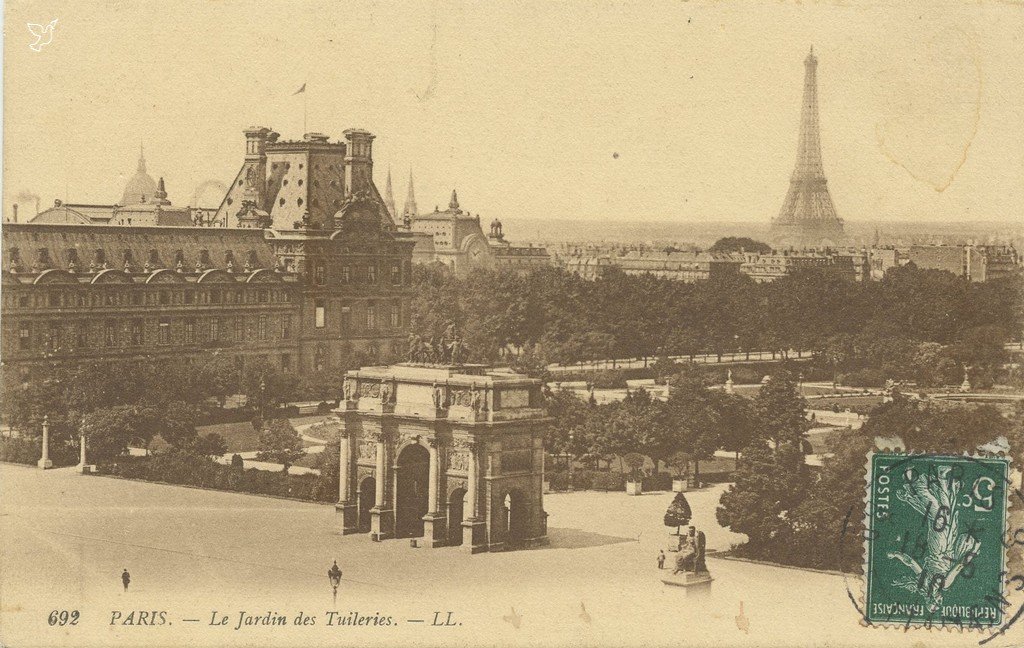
[
  {"xmin": 370, "ymin": 432, "xmax": 394, "ymax": 541},
  {"xmin": 427, "ymin": 441, "xmax": 439, "ymax": 513},
  {"xmin": 462, "ymin": 441, "xmax": 487, "ymax": 553},
  {"xmin": 78, "ymin": 434, "xmax": 87, "ymax": 471},
  {"xmin": 467, "ymin": 442, "xmax": 478, "ymax": 518},
  {"xmin": 421, "ymin": 437, "xmax": 447, "ymax": 548},
  {"xmin": 335, "ymin": 431, "xmax": 358, "ymax": 534},
  {"xmin": 374, "ymin": 436, "xmax": 386, "ymax": 508},
  {"xmin": 37, "ymin": 415, "xmax": 52, "ymax": 470}
]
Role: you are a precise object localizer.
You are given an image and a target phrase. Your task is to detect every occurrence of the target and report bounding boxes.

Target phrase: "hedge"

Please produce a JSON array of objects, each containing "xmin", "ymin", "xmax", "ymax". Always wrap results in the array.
[
  {"xmin": 641, "ymin": 471, "xmax": 672, "ymax": 492},
  {"xmin": 0, "ymin": 436, "xmax": 78, "ymax": 467},
  {"xmin": 98, "ymin": 451, "xmax": 337, "ymax": 502}
]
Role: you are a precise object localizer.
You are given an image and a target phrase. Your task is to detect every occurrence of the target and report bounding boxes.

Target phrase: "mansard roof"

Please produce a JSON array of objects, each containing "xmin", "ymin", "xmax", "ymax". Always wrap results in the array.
[{"xmin": 1, "ymin": 223, "xmax": 277, "ymax": 277}]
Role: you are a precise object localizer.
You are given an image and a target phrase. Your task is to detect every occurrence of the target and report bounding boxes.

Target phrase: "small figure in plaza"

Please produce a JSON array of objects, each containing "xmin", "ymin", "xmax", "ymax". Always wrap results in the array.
[
  {"xmin": 328, "ymin": 560, "xmax": 342, "ymax": 603},
  {"xmin": 657, "ymin": 550, "xmax": 666, "ymax": 570},
  {"xmin": 121, "ymin": 568, "xmax": 131, "ymax": 592}
]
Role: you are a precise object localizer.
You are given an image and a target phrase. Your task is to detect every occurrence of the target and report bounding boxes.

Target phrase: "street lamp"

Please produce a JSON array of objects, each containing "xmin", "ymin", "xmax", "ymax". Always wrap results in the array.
[
  {"xmin": 567, "ymin": 430, "xmax": 575, "ymax": 493},
  {"xmin": 259, "ymin": 376, "xmax": 266, "ymax": 422}
]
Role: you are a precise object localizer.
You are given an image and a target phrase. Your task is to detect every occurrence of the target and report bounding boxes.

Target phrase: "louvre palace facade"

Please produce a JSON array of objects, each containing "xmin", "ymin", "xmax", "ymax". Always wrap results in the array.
[{"xmin": 1, "ymin": 128, "xmax": 416, "ymax": 377}]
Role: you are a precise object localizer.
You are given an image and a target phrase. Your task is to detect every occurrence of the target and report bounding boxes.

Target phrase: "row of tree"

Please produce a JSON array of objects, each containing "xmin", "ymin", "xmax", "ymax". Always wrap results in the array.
[
  {"xmin": 544, "ymin": 367, "xmax": 809, "ymax": 483},
  {"xmin": 411, "ymin": 261, "xmax": 1021, "ymax": 373},
  {"xmin": 0, "ymin": 355, "xmax": 323, "ymax": 464}
]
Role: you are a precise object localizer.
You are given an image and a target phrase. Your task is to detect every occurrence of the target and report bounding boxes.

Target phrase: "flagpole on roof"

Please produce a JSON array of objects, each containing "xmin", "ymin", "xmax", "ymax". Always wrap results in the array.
[{"xmin": 294, "ymin": 82, "xmax": 308, "ymax": 135}]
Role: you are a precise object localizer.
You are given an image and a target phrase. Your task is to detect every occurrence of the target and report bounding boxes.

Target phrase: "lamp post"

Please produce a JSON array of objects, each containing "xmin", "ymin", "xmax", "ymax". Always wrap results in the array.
[
  {"xmin": 37, "ymin": 414, "xmax": 52, "ymax": 469},
  {"xmin": 259, "ymin": 376, "xmax": 267, "ymax": 422},
  {"xmin": 567, "ymin": 430, "xmax": 575, "ymax": 493}
]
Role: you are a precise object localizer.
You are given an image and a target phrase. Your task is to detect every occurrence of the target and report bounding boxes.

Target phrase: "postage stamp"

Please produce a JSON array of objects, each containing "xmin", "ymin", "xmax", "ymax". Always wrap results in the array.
[{"xmin": 865, "ymin": 452, "xmax": 1011, "ymax": 629}]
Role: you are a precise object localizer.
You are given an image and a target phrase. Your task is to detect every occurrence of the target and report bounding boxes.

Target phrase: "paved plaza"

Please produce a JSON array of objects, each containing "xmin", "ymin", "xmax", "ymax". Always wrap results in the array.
[{"xmin": 1, "ymin": 464, "xmax": 1021, "ymax": 647}]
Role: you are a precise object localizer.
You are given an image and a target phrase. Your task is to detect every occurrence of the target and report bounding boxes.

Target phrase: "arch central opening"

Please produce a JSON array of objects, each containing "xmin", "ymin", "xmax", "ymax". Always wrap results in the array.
[{"xmin": 395, "ymin": 444, "xmax": 430, "ymax": 539}]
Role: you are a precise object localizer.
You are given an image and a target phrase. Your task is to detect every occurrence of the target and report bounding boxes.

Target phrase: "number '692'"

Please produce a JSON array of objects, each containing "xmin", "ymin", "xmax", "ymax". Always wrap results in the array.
[{"xmin": 48, "ymin": 610, "xmax": 79, "ymax": 626}]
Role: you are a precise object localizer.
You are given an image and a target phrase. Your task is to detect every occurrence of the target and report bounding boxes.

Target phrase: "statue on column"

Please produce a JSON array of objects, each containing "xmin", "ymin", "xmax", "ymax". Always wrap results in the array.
[{"xmin": 343, "ymin": 379, "xmax": 353, "ymax": 402}]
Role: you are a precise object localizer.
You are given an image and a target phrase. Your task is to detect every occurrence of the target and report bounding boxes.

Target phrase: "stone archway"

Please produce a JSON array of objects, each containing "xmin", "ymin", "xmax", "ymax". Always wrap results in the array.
[
  {"xmin": 447, "ymin": 488, "xmax": 467, "ymax": 546},
  {"xmin": 357, "ymin": 476, "xmax": 375, "ymax": 533},
  {"xmin": 395, "ymin": 444, "xmax": 429, "ymax": 539}
]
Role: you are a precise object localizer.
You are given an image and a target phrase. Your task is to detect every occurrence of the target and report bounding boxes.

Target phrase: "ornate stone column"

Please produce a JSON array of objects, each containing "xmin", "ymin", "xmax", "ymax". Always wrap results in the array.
[
  {"xmin": 466, "ymin": 442, "xmax": 479, "ymax": 519},
  {"xmin": 462, "ymin": 440, "xmax": 487, "ymax": 553},
  {"xmin": 420, "ymin": 437, "xmax": 448, "ymax": 548},
  {"xmin": 427, "ymin": 439, "xmax": 439, "ymax": 513},
  {"xmin": 370, "ymin": 431, "xmax": 394, "ymax": 541},
  {"xmin": 335, "ymin": 430, "xmax": 359, "ymax": 534},
  {"xmin": 374, "ymin": 435, "xmax": 386, "ymax": 508}
]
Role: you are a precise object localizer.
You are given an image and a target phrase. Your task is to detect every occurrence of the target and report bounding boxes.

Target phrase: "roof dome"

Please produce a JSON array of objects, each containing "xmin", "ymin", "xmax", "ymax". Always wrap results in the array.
[{"xmin": 120, "ymin": 149, "xmax": 157, "ymax": 205}]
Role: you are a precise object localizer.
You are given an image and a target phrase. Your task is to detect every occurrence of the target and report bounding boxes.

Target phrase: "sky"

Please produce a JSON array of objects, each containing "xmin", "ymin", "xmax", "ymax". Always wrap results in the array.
[{"xmin": 3, "ymin": 0, "xmax": 1023, "ymax": 225}]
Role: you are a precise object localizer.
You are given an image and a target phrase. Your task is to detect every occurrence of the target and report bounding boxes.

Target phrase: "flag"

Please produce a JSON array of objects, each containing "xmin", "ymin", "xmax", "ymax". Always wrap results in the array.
[{"xmin": 293, "ymin": 83, "xmax": 306, "ymax": 95}]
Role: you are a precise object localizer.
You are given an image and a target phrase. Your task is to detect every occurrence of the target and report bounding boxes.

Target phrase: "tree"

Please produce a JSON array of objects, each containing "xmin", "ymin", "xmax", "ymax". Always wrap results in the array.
[
  {"xmin": 716, "ymin": 439, "xmax": 809, "ymax": 550},
  {"xmin": 753, "ymin": 371, "xmax": 807, "ymax": 452},
  {"xmin": 862, "ymin": 398, "xmax": 1009, "ymax": 455},
  {"xmin": 708, "ymin": 237, "xmax": 771, "ymax": 255},
  {"xmin": 543, "ymin": 388, "xmax": 590, "ymax": 457},
  {"xmin": 664, "ymin": 492, "xmax": 693, "ymax": 530},
  {"xmin": 622, "ymin": 452, "xmax": 646, "ymax": 481},
  {"xmin": 155, "ymin": 401, "xmax": 199, "ymax": 449},
  {"xmin": 664, "ymin": 370, "xmax": 725, "ymax": 483},
  {"xmin": 194, "ymin": 433, "xmax": 228, "ymax": 457},
  {"xmin": 608, "ymin": 388, "xmax": 668, "ymax": 469},
  {"xmin": 190, "ymin": 356, "xmax": 240, "ymax": 407},
  {"xmin": 787, "ymin": 428, "xmax": 874, "ymax": 571},
  {"xmin": 81, "ymin": 405, "xmax": 156, "ymax": 463},
  {"xmin": 716, "ymin": 393, "xmax": 755, "ymax": 455},
  {"xmin": 255, "ymin": 418, "xmax": 305, "ymax": 474}
]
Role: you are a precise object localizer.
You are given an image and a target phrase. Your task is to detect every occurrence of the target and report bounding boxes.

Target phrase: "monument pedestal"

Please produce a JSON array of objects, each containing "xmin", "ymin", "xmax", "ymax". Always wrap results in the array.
[
  {"xmin": 335, "ymin": 501, "xmax": 360, "ymax": 535},
  {"xmin": 462, "ymin": 519, "xmax": 488, "ymax": 553},
  {"xmin": 661, "ymin": 570, "xmax": 713, "ymax": 590},
  {"xmin": 370, "ymin": 507, "xmax": 394, "ymax": 542},
  {"xmin": 420, "ymin": 513, "xmax": 448, "ymax": 548},
  {"xmin": 37, "ymin": 458, "xmax": 52, "ymax": 469}
]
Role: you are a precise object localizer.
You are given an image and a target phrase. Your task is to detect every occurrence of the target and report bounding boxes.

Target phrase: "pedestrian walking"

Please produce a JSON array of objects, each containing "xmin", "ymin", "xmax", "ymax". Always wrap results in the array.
[
  {"xmin": 121, "ymin": 569, "xmax": 131, "ymax": 591},
  {"xmin": 657, "ymin": 550, "xmax": 666, "ymax": 570}
]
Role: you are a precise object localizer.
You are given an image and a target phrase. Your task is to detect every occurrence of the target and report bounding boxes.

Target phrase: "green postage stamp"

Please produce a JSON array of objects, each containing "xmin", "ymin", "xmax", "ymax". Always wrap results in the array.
[{"xmin": 865, "ymin": 452, "xmax": 1011, "ymax": 628}]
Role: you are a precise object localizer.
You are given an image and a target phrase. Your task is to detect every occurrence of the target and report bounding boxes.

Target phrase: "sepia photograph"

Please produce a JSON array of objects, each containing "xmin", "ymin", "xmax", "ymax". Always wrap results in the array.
[{"xmin": 1, "ymin": 1, "xmax": 1022, "ymax": 646}]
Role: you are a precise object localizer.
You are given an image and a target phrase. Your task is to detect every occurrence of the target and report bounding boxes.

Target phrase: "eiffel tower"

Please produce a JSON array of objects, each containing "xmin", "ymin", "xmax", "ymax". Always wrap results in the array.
[{"xmin": 769, "ymin": 47, "xmax": 846, "ymax": 248}]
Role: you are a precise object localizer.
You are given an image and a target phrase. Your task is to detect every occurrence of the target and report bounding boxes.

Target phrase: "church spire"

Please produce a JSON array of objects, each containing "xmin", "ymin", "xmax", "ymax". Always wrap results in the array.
[
  {"xmin": 402, "ymin": 169, "xmax": 418, "ymax": 221},
  {"xmin": 383, "ymin": 166, "xmax": 397, "ymax": 219},
  {"xmin": 137, "ymin": 144, "xmax": 147, "ymax": 174}
]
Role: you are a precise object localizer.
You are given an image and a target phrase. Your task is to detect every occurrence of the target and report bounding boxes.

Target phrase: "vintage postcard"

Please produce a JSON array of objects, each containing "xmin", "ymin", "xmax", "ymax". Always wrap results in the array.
[{"xmin": 1, "ymin": 1, "xmax": 1022, "ymax": 647}]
